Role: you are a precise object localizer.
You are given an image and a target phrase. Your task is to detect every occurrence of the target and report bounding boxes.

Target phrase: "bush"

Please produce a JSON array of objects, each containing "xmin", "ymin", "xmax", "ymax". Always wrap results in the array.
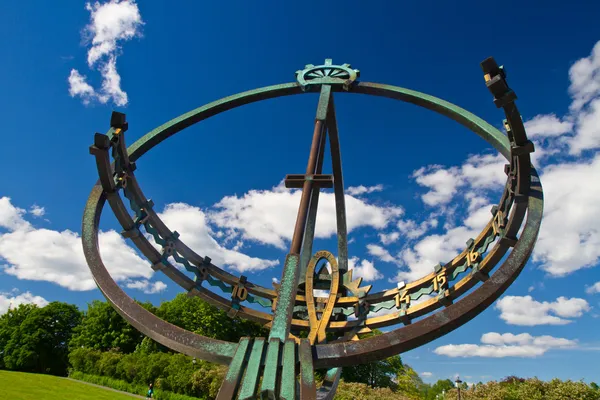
[
  {"xmin": 443, "ymin": 378, "xmax": 600, "ymax": 400},
  {"xmin": 334, "ymin": 380, "xmax": 413, "ymax": 400},
  {"xmin": 69, "ymin": 347, "xmax": 223, "ymax": 399},
  {"xmin": 68, "ymin": 348, "xmax": 102, "ymax": 375}
]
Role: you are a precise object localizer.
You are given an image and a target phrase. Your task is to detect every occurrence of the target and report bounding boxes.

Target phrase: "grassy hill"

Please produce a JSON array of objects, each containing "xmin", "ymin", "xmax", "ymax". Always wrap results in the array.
[{"xmin": 0, "ymin": 370, "xmax": 139, "ymax": 400}]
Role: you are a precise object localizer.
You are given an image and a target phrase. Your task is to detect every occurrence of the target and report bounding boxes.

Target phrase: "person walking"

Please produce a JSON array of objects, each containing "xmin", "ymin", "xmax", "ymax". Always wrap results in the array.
[{"xmin": 146, "ymin": 383, "xmax": 154, "ymax": 399}]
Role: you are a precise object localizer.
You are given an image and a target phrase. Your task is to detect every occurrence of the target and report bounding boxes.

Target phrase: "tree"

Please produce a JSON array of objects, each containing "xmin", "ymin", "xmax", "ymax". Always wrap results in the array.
[
  {"xmin": 425, "ymin": 379, "xmax": 456, "ymax": 399},
  {"xmin": 69, "ymin": 300, "xmax": 144, "ymax": 353},
  {"xmin": 341, "ymin": 330, "xmax": 406, "ymax": 389},
  {"xmin": 157, "ymin": 293, "xmax": 267, "ymax": 342},
  {"xmin": 3, "ymin": 302, "xmax": 81, "ymax": 375},
  {"xmin": 0, "ymin": 303, "xmax": 37, "ymax": 369},
  {"xmin": 395, "ymin": 363, "xmax": 426, "ymax": 397}
]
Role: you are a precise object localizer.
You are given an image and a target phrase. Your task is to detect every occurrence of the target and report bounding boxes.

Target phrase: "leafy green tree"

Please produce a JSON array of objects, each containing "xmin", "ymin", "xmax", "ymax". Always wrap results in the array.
[
  {"xmin": 425, "ymin": 379, "xmax": 456, "ymax": 399},
  {"xmin": 341, "ymin": 355, "xmax": 404, "ymax": 389},
  {"xmin": 3, "ymin": 302, "xmax": 81, "ymax": 375},
  {"xmin": 69, "ymin": 300, "xmax": 143, "ymax": 353},
  {"xmin": 341, "ymin": 330, "xmax": 406, "ymax": 389},
  {"xmin": 157, "ymin": 293, "xmax": 267, "ymax": 341},
  {"xmin": 0, "ymin": 303, "xmax": 37, "ymax": 369},
  {"xmin": 395, "ymin": 363, "xmax": 426, "ymax": 398}
]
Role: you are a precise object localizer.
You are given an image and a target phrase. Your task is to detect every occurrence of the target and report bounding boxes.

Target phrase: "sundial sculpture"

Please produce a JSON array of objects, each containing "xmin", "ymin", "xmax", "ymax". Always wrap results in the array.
[{"xmin": 83, "ymin": 57, "xmax": 543, "ymax": 399}]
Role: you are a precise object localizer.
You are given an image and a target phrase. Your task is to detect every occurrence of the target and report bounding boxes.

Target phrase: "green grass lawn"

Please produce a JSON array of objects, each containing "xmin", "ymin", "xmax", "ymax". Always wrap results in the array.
[{"xmin": 0, "ymin": 370, "xmax": 138, "ymax": 400}]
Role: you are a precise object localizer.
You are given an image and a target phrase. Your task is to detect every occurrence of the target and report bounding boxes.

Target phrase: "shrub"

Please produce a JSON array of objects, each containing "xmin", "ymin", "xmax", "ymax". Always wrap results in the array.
[{"xmin": 68, "ymin": 348, "xmax": 102, "ymax": 375}]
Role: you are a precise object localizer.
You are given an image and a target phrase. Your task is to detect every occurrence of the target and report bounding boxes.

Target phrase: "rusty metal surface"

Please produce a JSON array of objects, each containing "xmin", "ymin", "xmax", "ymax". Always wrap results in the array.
[{"xmin": 83, "ymin": 57, "xmax": 542, "ymax": 399}]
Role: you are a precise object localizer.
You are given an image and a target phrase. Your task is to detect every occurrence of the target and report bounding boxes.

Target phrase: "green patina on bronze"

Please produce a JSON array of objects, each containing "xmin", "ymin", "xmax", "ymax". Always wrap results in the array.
[
  {"xmin": 269, "ymin": 254, "xmax": 299, "ymax": 342},
  {"xmin": 259, "ymin": 338, "xmax": 280, "ymax": 399},
  {"xmin": 216, "ymin": 338, "xmax": 251, "ymax": 400},
  {"xmin": 237, "ymin": 338, "xmax": 265, "ymax": 400},
  {"xmin": 280, "ymin": 340, "xmax": 296, "ymax": 400}
]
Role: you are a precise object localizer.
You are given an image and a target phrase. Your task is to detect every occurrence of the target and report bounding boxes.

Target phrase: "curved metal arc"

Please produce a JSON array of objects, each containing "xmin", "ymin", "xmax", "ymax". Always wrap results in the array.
[
  {"xmin": 82, "ymin": 184, "xmax": 237, "ymax": 365},
  {"xmin": 313, "ymin": 167, "xmax": 542, "ymax": 368}
]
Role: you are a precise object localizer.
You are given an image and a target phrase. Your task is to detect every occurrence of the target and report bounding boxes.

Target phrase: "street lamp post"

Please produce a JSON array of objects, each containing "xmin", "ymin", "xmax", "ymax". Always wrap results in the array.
[{"xmin": 456, "ymin": 377, "xmax": 463, "ymax": 400}]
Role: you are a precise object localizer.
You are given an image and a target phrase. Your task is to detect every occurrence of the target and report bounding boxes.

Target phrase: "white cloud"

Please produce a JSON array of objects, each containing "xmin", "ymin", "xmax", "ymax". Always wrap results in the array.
[
  {"xmin": 313, "ymin": 289, "xmax": 329, "ymax": 298},
  {"xmin": 394, "ymin": 203, "xmax": 492, "ymax": 282},
  {"xmin": 569, "ymin": 40, "xmax": 600, "ymax": 113},
  {"xmin": 0, "ymin": 196, "xmax": 152, "ymax": 291},
  {"xmin": 412, "ymin": 153, "xmax": 505, "ymax": 207},
  {"xmin": 495, "ymin": 295, "xmax": 590, "ymax": 326},
  {"xmin": 396, "ymin": 218, "xmax": 438, "ymax": 240},
  {"xmin": 0, "ymin": 197, "xmax": 29, "ymax": 231},
  {"xmin": 533, "ymin": 155, "xmax": 600, "ymax": 275},
  {"xmin": 420, "ymin": 372, "xmax": 433, "ymax": 378},
  {"xmin": 69, "ymin": 0, "xmax": 143, "ymax": 106},
  {"xmin": 68, "ymin": 69, "xmax": 96, "ymax": 104},
  {"xmin": 435, "ymin": 332, "xmax": 577, "ymax": 358},
  {"xmin": 378, "ymin": 231, "xmax": 399, "ymax": 245},
  {"xmin": 98, "ymin": 55, "xmax": 128, "ymax": 106},
  {"xmin": 586, "ymin": 281, "xmax": 600, "ymax": 294},
  {"xmin": 413, "ymin": 166, "xmax": 461, "ymax": 206},
  {"xmin": 29, "ymin": 205, "xmax": 45, "ymax": 218},
  {"xmin": 84, "ymin": 0, "xmax": 143, "ymax": 67},
  {"xmin": 208, "ymin": 181, "xmax": 403, "ymax": 250},
  {"xmin": 346, "ymin": 184, "xmax": 384, "ymax": 196},
  {"xmin": 157, "ymin": 203, "xmax": 279, "ymax": 273},
  {"xmin": 366, "ymin": 244, "xmax": 395, "ymax": 263},
  {"xmin": 125, "ymin": 279, "xmax": 167, "ymax": 294},
  {"xmin": 524, "ymin": 114, "xmax": 573, "ymax": 138},
  {"xmin": 0, "ymin": 290, "xmax": 49, "ymax": 315},
  {"xmin": 348, "ymin": 256, "xmax": 382, "ymax": 281}
]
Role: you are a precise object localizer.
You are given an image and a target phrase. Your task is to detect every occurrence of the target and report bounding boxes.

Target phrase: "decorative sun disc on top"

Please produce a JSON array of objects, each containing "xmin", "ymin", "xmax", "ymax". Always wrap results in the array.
[{"xmin": 296, "ymin": 59, "xmax": 360, "ymax": 91}]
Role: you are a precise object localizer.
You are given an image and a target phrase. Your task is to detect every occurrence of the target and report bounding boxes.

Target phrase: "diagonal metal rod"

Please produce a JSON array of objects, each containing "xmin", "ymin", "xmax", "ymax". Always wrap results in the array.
[
  {"xmin": 290, "ymin": 86, "xmax": 332, "ymax": 254},
  {"xmin": 298, "ymin": 114, "xmax": 328, "ymax": 288},
  {"xmin": 269, "ymin": 85, "xmax": 332, "ymax": 342},
  {"xmin": 326, "ymin": 97, "xmax": 349, "ymax": 275}
]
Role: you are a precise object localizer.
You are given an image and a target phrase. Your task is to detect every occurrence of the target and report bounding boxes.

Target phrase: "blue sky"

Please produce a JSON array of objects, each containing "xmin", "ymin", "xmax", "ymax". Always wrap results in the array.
[{"xmin": 1, "ymin": 0, "xmax": 600, "ymax": 386}]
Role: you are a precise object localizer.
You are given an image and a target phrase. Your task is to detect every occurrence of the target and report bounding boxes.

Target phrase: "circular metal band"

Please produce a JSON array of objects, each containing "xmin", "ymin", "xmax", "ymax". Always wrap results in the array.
[{"xmin": 82, "ymin": 80, "xmax": 543, "ymax": 366}]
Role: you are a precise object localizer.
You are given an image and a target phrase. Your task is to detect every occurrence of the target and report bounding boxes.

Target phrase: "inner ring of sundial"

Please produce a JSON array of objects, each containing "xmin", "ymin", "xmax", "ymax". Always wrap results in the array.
[{"xmin": 83, "ymin": 60, "xmax": 542, "ymax": 368}]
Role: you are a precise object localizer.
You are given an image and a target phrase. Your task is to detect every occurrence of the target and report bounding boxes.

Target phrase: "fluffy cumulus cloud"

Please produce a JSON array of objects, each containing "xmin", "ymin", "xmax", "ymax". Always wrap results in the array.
[
  {"xmin": 348, "ymin": 256, "xmax": 382, "ymax": 281},
  {"xmin": 412, "ymin": 153, "xmax": 506, "ymax": 207},
  {"xmin": 392, "ymin": 203, "xmax": 493, "ymax": 281},
  {"xmin": 156, "ymin": 203, "xmax": 278, "ymax": 273},
  {"xmin": 68, "ymin": 0, "xmax": 143, "ymax": 106},
  {"xmin": 28, "ymin": 205, "xmax": 45, "ymax": 218},
  {"xmin": 532, "ymin": 157, "xmax": 600, "ymax": 275},
  {"xmin": 0, "ymin": 289, "xmax": 49, "ymax": 315},
  {"xmin": 524, "ymin": 114, "xmax": 573, "ymax": 138},
  {"xmin": 0, "ymin": 196, "xmax": 154, "ymax": 291},
  {"xmin": 208, "ymin": 181, "xmax": 403, "ymax": 250},
  {"xmin": 125, "ymin": 279, "xmax": 167, "ymax": 294},
  {"xmin": 586, "ymin": 281, "xmax": 600, "ymax": 295},
  {"xmin": 366, "ymin": 244, "xmax": 395, "ymax": 263},
  {"xmin": 495, "ymin": 295, "xmax": 590, "ymax": 326},
  {"xmin": 434, "ymin": 332, "xmax": 577, "ymax": 358},
  {"xmin": 420, "ymin": 372, "xmax": 433, "ymax": 378},
  {"xmin": 346, "ymin": 184, "xmax": 384, "ymax": 196}
]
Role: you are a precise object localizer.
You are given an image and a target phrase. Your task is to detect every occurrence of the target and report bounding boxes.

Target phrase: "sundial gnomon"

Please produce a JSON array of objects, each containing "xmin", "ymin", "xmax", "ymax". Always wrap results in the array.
[{"xmin": 83, "ymin": 57, "xmax": 543, "ymax": 399}]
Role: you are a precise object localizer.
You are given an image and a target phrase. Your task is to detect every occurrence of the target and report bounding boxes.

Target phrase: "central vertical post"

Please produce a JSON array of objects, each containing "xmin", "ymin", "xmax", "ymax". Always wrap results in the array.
[{"xmin": 269, "ymin": 85, "xmax": 332, "ymax": 342}]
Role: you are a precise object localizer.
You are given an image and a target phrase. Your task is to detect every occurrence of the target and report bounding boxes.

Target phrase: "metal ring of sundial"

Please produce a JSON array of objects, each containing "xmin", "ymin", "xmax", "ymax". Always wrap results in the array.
[{"xmin": 82, "ymin": 57, "xmax": 543, "ymax": 399}]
